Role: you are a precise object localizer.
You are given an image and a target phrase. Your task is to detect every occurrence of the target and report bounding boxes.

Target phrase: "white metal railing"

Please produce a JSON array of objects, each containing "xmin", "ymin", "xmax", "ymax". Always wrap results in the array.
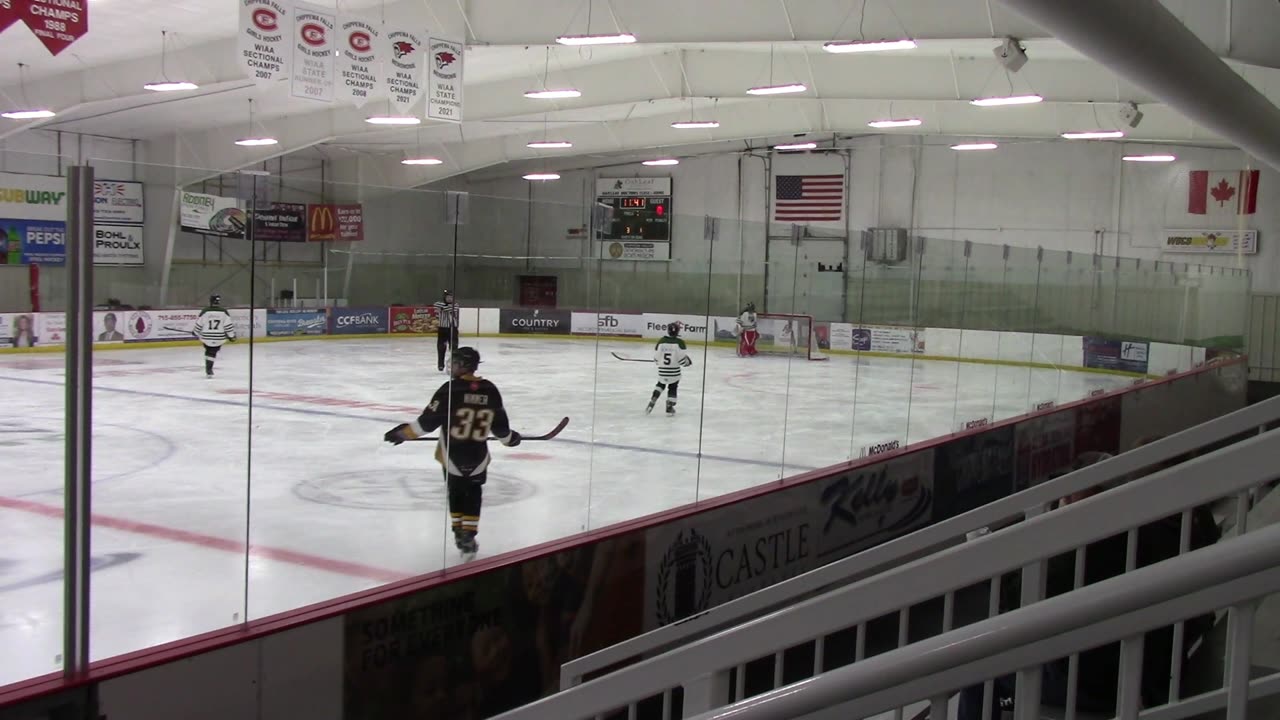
[
  {"xmin": 560, "ymin": 395, "xmax": 1280, "ymax": 694},
  {"xmin": 496, "ymin": 405, "xmax": 1280, "ymax": 720},
  {"xmin": 690, "ymin": 522, "xmax": 1280, "ymax": 720}
]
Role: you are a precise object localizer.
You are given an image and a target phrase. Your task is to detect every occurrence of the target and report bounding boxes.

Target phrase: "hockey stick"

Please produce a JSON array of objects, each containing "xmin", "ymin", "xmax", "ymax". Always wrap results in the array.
[
  {"xmin": 163, "ymin": 326, "xmax": 197, "ymax": 337},
  {"xmin": 406, "ymin": 416, "xmax": 570, "ymax": 443},
  {"xmin": 611, "ymin": 352, "xmax": 654, "ymax": 363}
]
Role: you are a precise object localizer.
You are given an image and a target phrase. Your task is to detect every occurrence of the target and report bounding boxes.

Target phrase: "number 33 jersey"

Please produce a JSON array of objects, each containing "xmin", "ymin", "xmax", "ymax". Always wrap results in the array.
[{"xmin": 416, "ymin": 375, "xmax": 513, "ymax": 477}]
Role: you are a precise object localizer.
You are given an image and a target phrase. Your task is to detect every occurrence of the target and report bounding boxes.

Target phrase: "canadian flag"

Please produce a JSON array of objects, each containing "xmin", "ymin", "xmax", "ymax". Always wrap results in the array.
[{"xmin": 1188, "ymin": 170, "xmax": 1260, "ymax": 215}]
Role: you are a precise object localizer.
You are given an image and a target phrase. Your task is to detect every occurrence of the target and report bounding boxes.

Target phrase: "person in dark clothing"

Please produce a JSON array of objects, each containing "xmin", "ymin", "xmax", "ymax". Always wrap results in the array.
[{"xmin": 958, "ymin": 450, "xmax": 1221, "ymax": 719}]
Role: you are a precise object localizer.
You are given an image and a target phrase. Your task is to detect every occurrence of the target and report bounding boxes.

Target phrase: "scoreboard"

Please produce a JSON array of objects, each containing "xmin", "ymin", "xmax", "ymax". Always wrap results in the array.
[{"xmin": 595, "ymin": 177, "xmax": 672, "ymax": 242}]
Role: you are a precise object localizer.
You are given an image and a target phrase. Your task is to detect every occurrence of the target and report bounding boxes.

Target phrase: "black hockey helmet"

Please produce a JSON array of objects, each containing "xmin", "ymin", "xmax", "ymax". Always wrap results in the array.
[
  {"xmin": 209, "ymin": 294, "xmax": 222, "ymax": 307},
  {"xmin": 745, "ymin": 302, "xmax": 756, "ymax": 313},
  {"xmin": 667, "ymin": 322, "xmax": 681, "ymax": 337},
  {"xmin": 443, "ymin": 289, "xmax": 454, "ymax": 301},
  {"xmin": 451, "ymin": 346, "xmax": 481, "ymax": 377}
]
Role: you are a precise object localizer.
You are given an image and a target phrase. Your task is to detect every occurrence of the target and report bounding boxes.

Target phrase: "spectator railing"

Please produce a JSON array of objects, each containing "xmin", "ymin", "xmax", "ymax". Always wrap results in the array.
[
  {"xmin": 559, "ymin": 395, "xmax": 1280, "ymax": 695},
  {"xmin": 497, "ymin": 403, "xmax": 1280, "ymax": 720}
]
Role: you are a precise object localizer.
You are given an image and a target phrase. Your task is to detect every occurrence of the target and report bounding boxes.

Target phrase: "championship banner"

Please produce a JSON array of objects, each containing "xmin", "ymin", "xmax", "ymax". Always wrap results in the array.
[
  {"xmin": 180, "ymin": 192, "xmax": 246, "ymax": 238},
  {"xmin": 335, "ymin": 15, "xmax": 382, "ymax": 107},
  {"xmin": 92, "ymin": 180, "xmax": 144, "ymax": 224},
  {"xmin": 389, "ymin": 305, "xmax": 437, "ymax": 333},
  {"xmin": 0, "ymin": 1, "xmax": 18, "ymax": 34},
  {"xmin": 426, "ymin": 37, "xmax": 463, "ymax": 122},
  {"xmin": 291, "ymin": 1, "xmax": 335, "ymax": 102},
  {"xmin": 383, "ymin": 25, "xmax": 424, "ymax": 113},
  {"xmin": 598, "ymin": 240, "xmax": 671, "ymax": 262},
  {"xmin": 239, "ymin": 0, "xmax": 290, "ymax": 84},
  {"xmin": 1162, "ymin": 229, "xmax": 1258, "ymax": 254},
  {"xmin": 19, "ymin": 0, "xmax": 89, "ymax": 56},
  {"xmin": 305, "ymin": 203, "xmax": 363, "ymax": 242},
  {"xmin": 252, "ymin": 202, "xmax": 307, "ymax": 242}
]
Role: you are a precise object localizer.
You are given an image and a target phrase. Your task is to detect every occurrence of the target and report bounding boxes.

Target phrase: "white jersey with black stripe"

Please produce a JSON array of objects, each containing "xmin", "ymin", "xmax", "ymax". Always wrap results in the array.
[
  {"xmin": 654, "ymin": 335, "xmax": 691, "ymax": 384},
  {"xmin": 194, "ymin": 307, "xmax": 236, "ymax": 347},
  {"xmin": 433, "ymin": 301, "xmax": 458, "ymax": 328}
]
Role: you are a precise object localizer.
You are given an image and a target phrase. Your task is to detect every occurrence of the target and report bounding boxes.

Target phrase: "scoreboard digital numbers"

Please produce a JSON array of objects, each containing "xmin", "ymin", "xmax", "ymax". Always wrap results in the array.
[{"xmin": 595, "ymin": 177, "xmax": 672, "ymax": 242}]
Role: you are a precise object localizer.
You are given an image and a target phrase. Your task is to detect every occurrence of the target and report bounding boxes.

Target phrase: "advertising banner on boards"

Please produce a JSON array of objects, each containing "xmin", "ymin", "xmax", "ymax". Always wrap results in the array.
[
  {"xmin": 850, "ymin": 325, "xmax": 925, "ymax": 354},
  {"xmin": 0, "ymin": 218, "xmax": 64, "ymax": 264},
  {"xmin": 266, "ymin": 308, "xmax": 328, "ymax": 337},
  {"xmin": 499, "ymin": 308, "xmax": 570, "ymax": 335},
  {"xmin": 389, "ymin": 306, "xmax": 438, "ymax": 334},
  {"xmin": 330, "ymin": 307, "xmax": 388, "ymax": 335},
  {"xmin": 180, "ymin": 192, "xmax": 246, "ymax": 238},
  {"xmin": 252, "ymin": 203, "xmax": 307, "ymax": 242},
  {"xmin": 0, "ymin": 312, "xmax": 38, "ymax": 348},
  {"xmin": 570, "ymin": 312, "xmax": 644, "ymax": 338},
  {"xmin": 1162, "ymin": 229, "xmax": 1258, "ymax": 254},
  {"xmin": 306, "ymin": 203, "xmax": 364, "ymax": 242},
  {"xmin": 92, "ymin": 180, "xmax": 145, "ymax": 224},
  {"xmin": 1083, "ymin": 337, "xmax": 1150, "ymax": 374},
  {"xmin": 93, "ymin": 225, "xmax": 144, "ymax": 265}
]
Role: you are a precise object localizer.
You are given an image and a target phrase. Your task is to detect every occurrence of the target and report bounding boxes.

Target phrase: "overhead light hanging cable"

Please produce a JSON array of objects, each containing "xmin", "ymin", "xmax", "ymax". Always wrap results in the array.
[{"xmin": 144, "ymin": 30, "xmax": 199, "ymax": 92}]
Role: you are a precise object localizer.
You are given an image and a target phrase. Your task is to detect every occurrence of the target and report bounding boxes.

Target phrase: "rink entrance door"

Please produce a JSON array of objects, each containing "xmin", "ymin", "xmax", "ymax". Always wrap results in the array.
[{"xmin": 766, "ymin": 235, "xmax": 846, "ymax": 321}]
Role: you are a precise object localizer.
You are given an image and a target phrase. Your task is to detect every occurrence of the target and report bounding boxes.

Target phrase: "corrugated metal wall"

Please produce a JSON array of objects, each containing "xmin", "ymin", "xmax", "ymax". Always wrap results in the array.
[{"xmin": 1249, "ymin": 294, "xmax": 1280, "ymax": 382}]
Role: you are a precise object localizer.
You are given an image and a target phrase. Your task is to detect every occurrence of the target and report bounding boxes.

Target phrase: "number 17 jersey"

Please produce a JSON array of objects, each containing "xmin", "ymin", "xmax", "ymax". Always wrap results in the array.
[{"xmin": 416, "ymin": 375, "xmax": 512, "ymax": 478}]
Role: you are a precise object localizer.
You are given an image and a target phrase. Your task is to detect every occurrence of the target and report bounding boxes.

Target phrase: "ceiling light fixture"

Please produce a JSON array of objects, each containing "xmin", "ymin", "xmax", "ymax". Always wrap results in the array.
[
  {"xmin": 144, "ymin": 31, "xmax": 199, "ymax": 92},
  {"xmin": 1, "ymin": 109, "xmax": 56, "ymax": 120},
  {"xmin": 747, "ymin": 83, "xmax": 807, "ymax": 96},
  {"xmin": 527, "ymin": 140, "xmax": 573, "ymax": 149},
  {"xmin": 774, "ymin": 142, "xmax": 817, "ymax": 151},
  {"xmin": 1122, "ymin": 154, "xmax": 1176, "ymax": 162},
  {"xmin": 1061, "ymin": 130, "xmax": 1124, "ymax": 139},
  {"xmin": 642, "ymin": 158, "xmax": 679, "ymax": 166},
  {"xmin": 671, "ymin": 120, "xmax": 720, "ymax": 129},
  {"xmin": 365, "ymin": 115, "xmax": 422, "ymax": 125},
  {"xmin": 401, "ymin": 157, "xmax": 444, "ymax": 165},
  {"xmin": 868, "ymin": 118, "xmax": 922, "ymax": 128},
  {"xmin": 523, "ymin": 89, "xmax": 582, "ymax": 99},
  {"xmin": 970, "ymin": 94, "xmax": 1042, "ymax": 107},
  {"xmin": 951, "ymin": 142, "xmax": 998, "ymax": 150},
  {"xmin": 234, "ymin": 98, "xmax": 276, "ymax": 147},
  {"xmin": 556, "ymin": 33, "xmax": 635, "ymax": 46},
  {"xmin": 2, "ymin": 64, "xmax": 55, "ymax": 120},
  {"xmin": 523, "ymin": 173, "xmax": 560, "ymax": 181},
  {"xmin": 823, "ymin": 39, "xmax": 917, "ymax": 54}
]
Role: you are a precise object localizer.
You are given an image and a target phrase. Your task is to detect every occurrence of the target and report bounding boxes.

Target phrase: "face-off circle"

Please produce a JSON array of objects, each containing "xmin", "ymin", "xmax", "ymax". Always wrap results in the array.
[{"xmin": 294, "ymin": 469, "xmax": 536, "ymax": 511}]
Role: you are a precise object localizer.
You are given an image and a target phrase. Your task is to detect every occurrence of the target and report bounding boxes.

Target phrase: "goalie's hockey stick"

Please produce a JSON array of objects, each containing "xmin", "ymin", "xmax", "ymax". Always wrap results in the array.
[
  {"xmin": 407, "ymin": 416, "xmax": 570, "ymax": 443},
  {"xmin": 611, "ymin": 352, "xmax": 654, "ymax": 363}
]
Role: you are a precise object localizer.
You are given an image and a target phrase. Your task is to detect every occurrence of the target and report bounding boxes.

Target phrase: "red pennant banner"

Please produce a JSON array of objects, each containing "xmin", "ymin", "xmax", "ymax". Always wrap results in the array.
[
  {"xmin": 19, "ymin": 0, "xmax": 88, "ymax": 56},
  {"xmin": 1, "ymin": 0, "xmax": 20, "ymax": 34}
]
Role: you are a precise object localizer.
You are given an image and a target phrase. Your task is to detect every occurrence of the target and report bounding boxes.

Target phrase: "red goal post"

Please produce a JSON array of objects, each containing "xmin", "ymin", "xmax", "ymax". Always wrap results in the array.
[{"xmin": 750, "ymin": 313, "xmax": 828, "ymax": 361}]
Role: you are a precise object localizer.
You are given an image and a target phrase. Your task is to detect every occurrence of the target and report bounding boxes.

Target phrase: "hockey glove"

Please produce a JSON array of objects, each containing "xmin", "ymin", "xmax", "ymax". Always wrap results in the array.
[
  {"xmin": 499, "ymin": 430, "xmax": 523, "ymax": 447},
  {"xmin": 384, "ymin": 423, "xmax": 418, "ymax": 445}
]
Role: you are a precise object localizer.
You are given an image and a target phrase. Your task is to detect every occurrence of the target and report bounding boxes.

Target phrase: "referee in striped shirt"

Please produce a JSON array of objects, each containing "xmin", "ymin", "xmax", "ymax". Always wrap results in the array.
[{"xmin": 434, "ymin": 290, "xmax": 460, "ymax": 371}]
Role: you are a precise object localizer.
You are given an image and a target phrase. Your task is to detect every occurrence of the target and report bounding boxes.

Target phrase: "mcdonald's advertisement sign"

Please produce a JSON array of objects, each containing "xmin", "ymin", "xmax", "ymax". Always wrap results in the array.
[{"xmin": 306, "ymin": 203, "xmax": 364, "ymax": 242}]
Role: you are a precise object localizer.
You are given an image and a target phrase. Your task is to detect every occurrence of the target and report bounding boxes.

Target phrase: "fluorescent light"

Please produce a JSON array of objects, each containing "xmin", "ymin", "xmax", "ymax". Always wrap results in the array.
[
  {"xmin": 970, "ymin": 94, "xmax": 1043, "ymax": 107},
  {"xmin": 642, "ymin": 158, "xmax": 679, "ymax": 166},
  {"xmin": 746, "ymin": 83, "xmax": 807, "ymax": 96},
  {"xmin": 671, "ymin": 120, "xmax": 720, "ymax": 129},
  {"xmin": 144, "ymin": 81, "xmax": 199, "ymax": 92},
  {"xmin": 556, "ymin": 33, "xmax": 636, "ymax": 46},
  {"xmin": 527, "ymin": 140, "xmax": 573, "ymax": 149},
  {"xmin": 1, "ymin": 109, "xmax": 56, "ymax": 120},
  {"xmin": 1061, "ymin": 130, "xmax": 1124, "ymax": 139},
  {"xmin": 823, "ymin": 39, "xmax": 916, "ymax": 54},
  {"xmin": 401, "ymin": 157, "xmax": 444, "ymax": 165},
  {"xmin": 951, "ymin": 142, "xmax": 998, "ymax": 151},
  {"xmin": 234, "ymin": 137, "xmax": 279, "ymax": 147},
  {"xmin": 1122, "ymin": 154, "xmax": 1176, "ymax": 162},
  {"xmin": 774, "ymin": 142, "xmax": 817, "ymax": 151},
  {"xmin": 524, "ymin": 89, "xmax": 582, "ymax": 99},
  {"xmin": 868, "ymin": 118, "xmax": 922, "ymax": 128},
  {"xmin": 365, "ymin": 115, "xmax": 421, "ymax": 125},
  {"xmin": 523, "ymin": 173, "xmax": 560, "ymax": 181}
]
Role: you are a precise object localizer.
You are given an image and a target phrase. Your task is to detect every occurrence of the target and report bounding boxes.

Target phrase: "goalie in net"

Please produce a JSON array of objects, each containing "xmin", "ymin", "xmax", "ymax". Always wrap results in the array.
[{"xmin": 747, "ymin": 311, "xmax": 828, "ymax": 361}]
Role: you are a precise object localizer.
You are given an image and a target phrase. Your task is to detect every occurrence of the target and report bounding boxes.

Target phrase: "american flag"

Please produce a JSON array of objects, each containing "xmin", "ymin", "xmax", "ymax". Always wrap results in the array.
[{"xmin": 774, "ymin": 174, "xmax": 844, "ymax": 222}]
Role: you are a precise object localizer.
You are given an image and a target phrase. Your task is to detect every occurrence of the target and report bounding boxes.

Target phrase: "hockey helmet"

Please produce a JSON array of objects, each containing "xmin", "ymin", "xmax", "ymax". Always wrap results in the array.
[
  {"xmin": 451, "ymin": 346, "xmax": 481, "ymax": 376},
  {"xmin": 745, "ymin": 302, "xmax": 756, "ymax": 313},
  {"xmin": 667, "ymin": 322, "xmax": 681, "ymax": 337},
  {"xmin": 209, "ymin": 294, "xmax": 222, "ymax": 307},
  {"xmin": 443, "ymin": 289, "xmax": 454, "ymax": 302}
]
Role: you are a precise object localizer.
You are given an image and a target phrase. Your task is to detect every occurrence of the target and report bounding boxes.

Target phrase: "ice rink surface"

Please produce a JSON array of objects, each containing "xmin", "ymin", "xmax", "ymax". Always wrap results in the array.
[{"xmin": 0, "ymin": 336, "xmax": 1130, "ymax": 685}]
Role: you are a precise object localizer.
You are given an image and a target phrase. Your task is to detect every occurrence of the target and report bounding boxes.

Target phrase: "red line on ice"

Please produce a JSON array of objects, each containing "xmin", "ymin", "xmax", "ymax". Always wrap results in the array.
[
  {"xmin": 216, "ymin": 388, "xmax": 417, "ymax": 414},
  {"xmin": 0, "ymin": 496, "xmax": 408, "ymax": 583}
]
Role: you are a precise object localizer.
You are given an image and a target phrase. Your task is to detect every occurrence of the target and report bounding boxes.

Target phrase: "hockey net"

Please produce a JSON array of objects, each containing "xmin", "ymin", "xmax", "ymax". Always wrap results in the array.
[{"xmin": 752, "ymin": 313, "xmax": 828, "ymax": 361}]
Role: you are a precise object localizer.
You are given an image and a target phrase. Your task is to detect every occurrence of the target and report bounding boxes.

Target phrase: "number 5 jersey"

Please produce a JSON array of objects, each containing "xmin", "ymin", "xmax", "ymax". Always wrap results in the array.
[{"xmin": 412, "ymin": 374, "xmax": 513, "ymax": 477}]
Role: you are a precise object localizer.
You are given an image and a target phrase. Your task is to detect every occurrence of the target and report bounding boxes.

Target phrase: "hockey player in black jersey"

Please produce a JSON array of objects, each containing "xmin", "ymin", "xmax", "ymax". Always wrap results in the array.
[{"xmin": 384, "ymin": 346, "xmax": 521, "ymax": 560}]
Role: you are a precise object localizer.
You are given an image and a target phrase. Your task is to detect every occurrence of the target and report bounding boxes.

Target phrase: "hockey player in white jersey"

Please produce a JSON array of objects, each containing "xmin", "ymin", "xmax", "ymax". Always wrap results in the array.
[
  {"xmin": 647, "ymin": 322, "xmax": 693, "ymax": 416},
  {"xmin": 736, "ymin": 302, "xmax": 759, "ymax": 357},
  {"xmin": 194, "ymin": 294, "xmax": 236, "ymax": 377}
]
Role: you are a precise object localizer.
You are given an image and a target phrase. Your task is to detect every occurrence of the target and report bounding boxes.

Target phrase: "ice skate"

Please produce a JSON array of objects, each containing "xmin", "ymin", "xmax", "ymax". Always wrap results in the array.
[
  {"xmin": 666, "ymin": 400, "xmax": 676, "ymax": 416},
  {"xmin": 458, "ymin": 536, "xmax": 478, "ymax": 562},
  {"xmin": 646, "ymin": 398, "xmax": 657, "ymax": 414}
]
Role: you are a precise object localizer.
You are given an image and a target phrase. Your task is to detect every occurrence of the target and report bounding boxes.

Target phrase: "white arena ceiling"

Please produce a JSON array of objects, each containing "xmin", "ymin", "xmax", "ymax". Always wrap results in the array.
[{"xmin": 1, "ymin": 0, "xmax": 1279, "ymax": 185}]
